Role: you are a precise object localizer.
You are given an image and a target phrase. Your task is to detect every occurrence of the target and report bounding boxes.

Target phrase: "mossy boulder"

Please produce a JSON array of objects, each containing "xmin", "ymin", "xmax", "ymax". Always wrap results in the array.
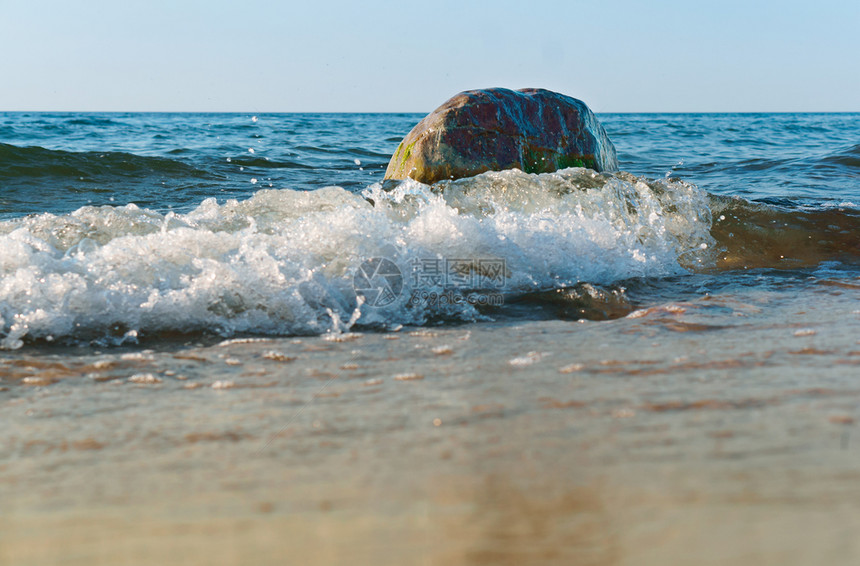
[{"xmin": 384, "ymin": 88, "xmax": 618, "ymax": 184}]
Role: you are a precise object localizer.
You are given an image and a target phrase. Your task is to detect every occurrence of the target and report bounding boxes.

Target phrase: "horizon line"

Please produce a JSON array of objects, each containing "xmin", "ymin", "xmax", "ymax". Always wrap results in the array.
[{"xmin": 2, "ymin": 109, "xmax": 860, "ymax": 115}]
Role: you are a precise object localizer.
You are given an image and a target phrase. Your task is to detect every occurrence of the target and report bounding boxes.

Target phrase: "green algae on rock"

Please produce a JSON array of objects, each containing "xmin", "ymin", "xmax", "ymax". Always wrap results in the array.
[{"xmin": 384, "ymin": 88, "xmax": 618, "ymax": 184}]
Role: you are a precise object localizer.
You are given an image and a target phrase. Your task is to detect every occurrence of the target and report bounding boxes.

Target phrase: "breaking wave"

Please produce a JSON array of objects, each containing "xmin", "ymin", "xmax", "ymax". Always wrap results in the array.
[{"xmin": 0, "ymin": 168, "xmax": 715, "ymax": 348}]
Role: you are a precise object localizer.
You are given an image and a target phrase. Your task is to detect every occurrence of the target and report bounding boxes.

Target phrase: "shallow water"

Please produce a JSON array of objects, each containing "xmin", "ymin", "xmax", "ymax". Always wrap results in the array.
[{"xmin": 2, "ymin": 111, "xmax": 860, "ymax": 564}]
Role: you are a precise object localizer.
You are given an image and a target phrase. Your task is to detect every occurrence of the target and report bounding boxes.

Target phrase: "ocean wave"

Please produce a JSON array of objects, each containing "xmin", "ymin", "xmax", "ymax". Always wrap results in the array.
[
  {"xmin": 291, "ymin": 146, "xmax": 390, "ymax": 159},
  {"xmin": 708, "ymin": 195, "xmax": 860, "ymax": 269},
  {"xmin": 225, "ymin": 156, "xmax": 315, "ymax": 169},
  {"xmin": 817, "ymin": 143, "xmax": 860, "ymax": 169},
  {"xmin": 0, "ymin": 167, "xmax": 715, "ymax": 348},
  {"xmin": 0, "ymin": 143, "xmax": 213, "ymax": 182},
  {"xmin": 65, "ymin": 116, "xmax": 120, "ymax": 127}
]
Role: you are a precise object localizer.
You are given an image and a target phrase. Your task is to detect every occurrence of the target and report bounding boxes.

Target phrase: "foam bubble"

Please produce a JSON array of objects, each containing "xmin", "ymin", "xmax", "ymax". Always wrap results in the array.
[{"xmin": 0, "ymin": 168, "xmax": 714, "ymax": 348}]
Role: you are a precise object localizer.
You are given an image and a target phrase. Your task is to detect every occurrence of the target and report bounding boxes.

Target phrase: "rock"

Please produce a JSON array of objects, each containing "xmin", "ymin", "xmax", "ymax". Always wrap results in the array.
[{"xmin": 384, "ymin": 88, "xmax": 617, "ymax": 185}]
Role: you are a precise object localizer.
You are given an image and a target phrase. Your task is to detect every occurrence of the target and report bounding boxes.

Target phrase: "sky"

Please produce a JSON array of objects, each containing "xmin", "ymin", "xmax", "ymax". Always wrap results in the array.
[{"xmin": 1, "ymin": 0, "xmax": 858, "ymax": 112}]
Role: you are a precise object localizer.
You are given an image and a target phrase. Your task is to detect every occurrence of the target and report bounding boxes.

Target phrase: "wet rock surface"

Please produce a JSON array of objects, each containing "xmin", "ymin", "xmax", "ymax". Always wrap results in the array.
[{"xmin": 385, "ymin": 88, "xmax": 618, "ymax": 184}]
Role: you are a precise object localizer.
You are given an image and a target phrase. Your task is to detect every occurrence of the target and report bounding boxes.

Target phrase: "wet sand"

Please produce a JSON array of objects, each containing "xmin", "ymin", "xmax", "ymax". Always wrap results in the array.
[{"xmin": 3, "ymin": 277, "xmax": 860, "ymax": 565}]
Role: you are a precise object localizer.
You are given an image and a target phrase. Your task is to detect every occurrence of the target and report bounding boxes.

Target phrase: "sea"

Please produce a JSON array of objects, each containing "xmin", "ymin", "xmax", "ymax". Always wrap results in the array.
[{"xmin": 2, "ymin": 111, "xmax": 860, "ymax": 565}]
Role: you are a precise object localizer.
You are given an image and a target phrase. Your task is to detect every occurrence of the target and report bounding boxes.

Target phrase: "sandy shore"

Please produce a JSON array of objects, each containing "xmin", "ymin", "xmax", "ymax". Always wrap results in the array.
[{"xmin": 4, "ymin": 282, "xmax": 860, "ymax": 565}]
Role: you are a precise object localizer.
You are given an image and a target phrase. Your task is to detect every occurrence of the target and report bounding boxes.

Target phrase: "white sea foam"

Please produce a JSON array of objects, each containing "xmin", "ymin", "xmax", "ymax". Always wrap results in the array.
[{"xmin": 0, "ymin": 168, "xmax": 714, "ymax": 348}]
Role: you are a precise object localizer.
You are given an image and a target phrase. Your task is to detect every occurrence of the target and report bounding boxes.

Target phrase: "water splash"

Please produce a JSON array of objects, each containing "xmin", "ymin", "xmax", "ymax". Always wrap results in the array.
[{"xmin": 0, "ymin": 167, "xmax": 721, "ymax": 348}]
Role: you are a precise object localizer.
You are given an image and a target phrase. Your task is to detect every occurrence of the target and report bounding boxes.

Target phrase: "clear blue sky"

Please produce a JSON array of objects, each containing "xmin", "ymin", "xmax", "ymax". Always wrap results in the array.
[{"xmin": 2, "ymin": 0, "xmax": 858, "ymax": 112}]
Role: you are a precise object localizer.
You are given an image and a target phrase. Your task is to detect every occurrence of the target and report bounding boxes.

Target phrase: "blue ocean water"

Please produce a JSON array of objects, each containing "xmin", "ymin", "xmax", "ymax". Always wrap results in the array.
[
  {"xmin": 2, "ymin": 112, "xmax": 858, "ymax": 218},
  {"xmin": 0, "ymin": 111, "xmax": 858, "ymax": 348},
  {"xmin": 0, "ymin": 113, "xmax": 417, "ymax": 217},
  {"xmin": 603, "ymin": 113, "xmax": 860, "ymax": 206}
]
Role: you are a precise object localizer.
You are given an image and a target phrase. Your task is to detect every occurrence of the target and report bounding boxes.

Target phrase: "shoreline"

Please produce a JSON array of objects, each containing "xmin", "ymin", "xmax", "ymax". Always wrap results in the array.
[{"xmin": 4, "ymin": 279, "xmax": 860, "ymax": 564}]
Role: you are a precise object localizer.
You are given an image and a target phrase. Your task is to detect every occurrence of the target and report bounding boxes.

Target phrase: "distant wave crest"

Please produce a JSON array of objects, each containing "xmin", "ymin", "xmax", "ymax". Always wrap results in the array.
[{"xmin": 0, "ymin": 142, "xmax": 213, "ymax": 182}]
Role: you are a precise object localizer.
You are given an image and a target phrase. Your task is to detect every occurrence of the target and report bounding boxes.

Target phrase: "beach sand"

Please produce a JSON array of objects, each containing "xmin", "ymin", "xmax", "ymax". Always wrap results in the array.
[{"xmin": 4, "ymin": 279, "xmax": 860, "ymax": 565}]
